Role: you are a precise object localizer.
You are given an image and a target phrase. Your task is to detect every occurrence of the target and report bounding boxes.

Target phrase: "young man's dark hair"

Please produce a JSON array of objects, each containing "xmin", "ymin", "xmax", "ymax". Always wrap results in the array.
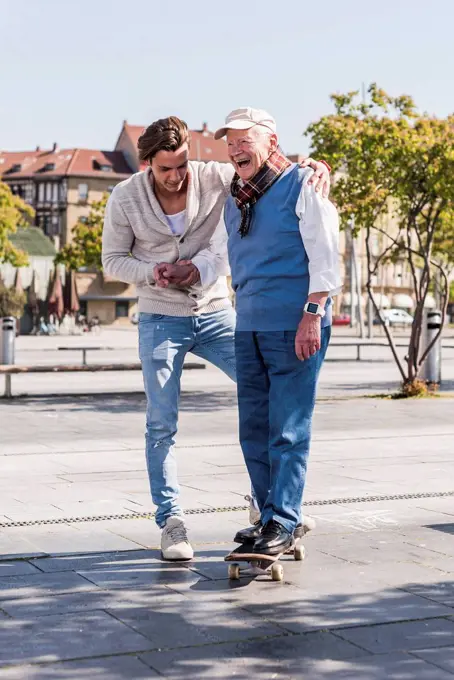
[{"xmin": 137, "ymin": 116, "xmax": 190, "ymax": 163}]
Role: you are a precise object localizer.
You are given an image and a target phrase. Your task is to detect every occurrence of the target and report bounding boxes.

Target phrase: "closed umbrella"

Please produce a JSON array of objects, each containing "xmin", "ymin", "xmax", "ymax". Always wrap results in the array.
[
  {"xmin": 14, "ymin": 269, "xmax": 24, "ymax": 295},
  {"xmin": 63, "ymin": 269, "xmax": 80, "ymax": 315},
  {"xmin": 47, "ymin": 268, "xmax": 64, "ymax": 320},
  {"xmin": 27, "ymin": 271, "xmax": 39, "ymax": 315},
  {"xmin": 27, "ymin": 271, "xmax": 40, "ymax": 333}
]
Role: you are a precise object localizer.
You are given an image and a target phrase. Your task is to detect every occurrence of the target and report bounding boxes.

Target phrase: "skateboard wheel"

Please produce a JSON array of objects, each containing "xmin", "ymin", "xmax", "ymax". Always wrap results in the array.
[
  {"xmin": 294, "ymin": 545, "xmax": 305, "ymax": 561},
  {"xmin": 271, "ymin": 563, "xmax": 284, "ymax": 581},
  {"xmin": 228, "ymin": 563, "xmax": 240, "ymax": 580}
]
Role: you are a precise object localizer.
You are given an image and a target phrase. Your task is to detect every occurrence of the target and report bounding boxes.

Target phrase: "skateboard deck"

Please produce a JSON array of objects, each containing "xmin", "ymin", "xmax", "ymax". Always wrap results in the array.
[{"xmin": 225, "ymin": 541, "xmax": 305, "ymax": 581}]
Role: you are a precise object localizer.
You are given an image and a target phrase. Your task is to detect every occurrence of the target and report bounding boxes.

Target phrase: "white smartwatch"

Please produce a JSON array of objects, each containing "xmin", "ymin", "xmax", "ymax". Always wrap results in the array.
[{"xmin": 304, "ymin": 302, "xmax": 325, "ymax": 318}]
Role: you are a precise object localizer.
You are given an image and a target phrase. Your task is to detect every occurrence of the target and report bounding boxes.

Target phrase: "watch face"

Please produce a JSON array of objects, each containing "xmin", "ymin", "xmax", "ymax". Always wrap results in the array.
[{"xmin": 307, "ymin": 303, "xmax": 319, "ymax": 314}]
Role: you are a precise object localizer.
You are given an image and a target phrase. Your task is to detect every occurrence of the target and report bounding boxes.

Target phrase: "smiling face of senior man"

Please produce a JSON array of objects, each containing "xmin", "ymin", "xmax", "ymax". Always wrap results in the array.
[
  {"xmin": 215, "ymin": 107, "xmax": 280, "ymax": 182},
  {"xmin": 226, "ymin": 124, "xmax": 279, "ymax": 181}
]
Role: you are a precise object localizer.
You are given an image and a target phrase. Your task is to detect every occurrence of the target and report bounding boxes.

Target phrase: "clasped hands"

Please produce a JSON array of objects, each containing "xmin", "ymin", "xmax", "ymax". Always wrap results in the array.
[{"xmin": 153, "ymin": 260, "xmax": 200, "ymax": 289}]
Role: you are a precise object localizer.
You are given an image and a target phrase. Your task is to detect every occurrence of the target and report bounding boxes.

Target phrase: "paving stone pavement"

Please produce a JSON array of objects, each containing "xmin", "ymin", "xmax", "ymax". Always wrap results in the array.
[{"xmin": 0, "ymin": 378, "xmax": 454, "ymax": 678}]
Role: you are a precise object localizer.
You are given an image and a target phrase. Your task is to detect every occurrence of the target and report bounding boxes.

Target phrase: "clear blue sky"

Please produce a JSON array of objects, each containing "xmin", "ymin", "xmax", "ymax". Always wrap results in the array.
[{"xmin": 2, "ymin": 0, "xmax": 453, "ymax": 156}]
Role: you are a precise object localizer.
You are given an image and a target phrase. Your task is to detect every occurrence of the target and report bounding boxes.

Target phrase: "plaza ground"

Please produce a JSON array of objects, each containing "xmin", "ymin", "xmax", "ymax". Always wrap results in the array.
[{"xmin": 0, "ymin": 349, "xmax": 453, "ymax": 677}]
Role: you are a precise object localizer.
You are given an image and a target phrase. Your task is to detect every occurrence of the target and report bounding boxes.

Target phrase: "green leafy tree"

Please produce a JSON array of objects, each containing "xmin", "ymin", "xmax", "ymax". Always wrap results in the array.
[
  {"xmin": 307, "ymin": 84, "xmax": 454, "ymax": 391},
  {"xmin": 0, "ymin": 181, "xmax": 34, "ymax": 267},
  {"xmin": 55, "ymin": 194, "xmax": 108, "ymax": 271}
]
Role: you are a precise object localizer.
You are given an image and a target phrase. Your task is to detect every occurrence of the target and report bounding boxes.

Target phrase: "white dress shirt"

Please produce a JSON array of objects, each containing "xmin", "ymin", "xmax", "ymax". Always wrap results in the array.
[{"xmin": 295, "ymin": 171, "xmax": 342, "ymax": 296}]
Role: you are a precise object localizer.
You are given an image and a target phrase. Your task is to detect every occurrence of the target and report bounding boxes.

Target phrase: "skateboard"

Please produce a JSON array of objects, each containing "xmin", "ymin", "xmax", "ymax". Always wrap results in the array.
[{"xmin": 225, "ymin": 540, "xmax": 305, "ymax": 582}]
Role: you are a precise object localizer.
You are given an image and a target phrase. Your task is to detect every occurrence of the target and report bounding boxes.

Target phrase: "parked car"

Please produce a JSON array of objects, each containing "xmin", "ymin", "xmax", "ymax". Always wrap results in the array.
[
  {"xmin": 333, "ymin": 314, "xmax": 351, "ymax": 326},
  {"xmin": 374, "ymin": 308, "xmax": 414, "ymax": 326}
]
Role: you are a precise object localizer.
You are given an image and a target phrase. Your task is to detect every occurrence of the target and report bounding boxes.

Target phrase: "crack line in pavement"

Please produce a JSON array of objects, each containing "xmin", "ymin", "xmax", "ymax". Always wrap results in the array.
[
  {"xmin": 2, "ymin": 432, "xmax": 454, "ymax": 457},
  {"xmin": 1, "ymin": 489, "xmax": 453, "ymax": 528}
]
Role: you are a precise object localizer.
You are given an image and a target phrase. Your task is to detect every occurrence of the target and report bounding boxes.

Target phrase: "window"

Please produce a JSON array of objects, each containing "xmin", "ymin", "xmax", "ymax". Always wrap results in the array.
[
  {"xmin": 115, "ymin": 301, "xmax": 129, "ymax": 318},
  {"xmin": 394, "ymin": 263, "xmax": 404, "ymax": 286},
  {"xmin": 52, "ymin": 215, "xmax": 60, "ymax": 235},
  {"xmin": 78, "ymin": 183, "xmax": 89, "ymax": 202},
  {"xmin": 93, "ymin": 160, "xmax": 112, "ymax": 172},
  {"xmin": 370, "ymin": 234, "xmax": 380, "ymax": 257},
  {"xmin": 25, "ymin": 183, "xmax": 34, "ymax": 203},
  {"xmin": 41, "ymin": 215, "xmax": 51, "ymax": 236},
  {"xmin": 46, "ymin": 183, "xmax": 52, "ymax": 201},
  {"xmin": 53, "ymin": 183, "xmax": 59, "ymax": 202}
]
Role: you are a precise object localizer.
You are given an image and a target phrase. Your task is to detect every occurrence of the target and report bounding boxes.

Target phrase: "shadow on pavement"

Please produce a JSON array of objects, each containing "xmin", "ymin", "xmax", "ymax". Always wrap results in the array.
[
  {"xmin": 2, "ymin": 390, "xmax": 238, "ymax": 414},
  {"xmin": 0, "ymin": 541, "xmax": 453, "ymax": 678},
  {"xmin": 322, "ymin": 381, "xmax": 398, "ymax": 393}
]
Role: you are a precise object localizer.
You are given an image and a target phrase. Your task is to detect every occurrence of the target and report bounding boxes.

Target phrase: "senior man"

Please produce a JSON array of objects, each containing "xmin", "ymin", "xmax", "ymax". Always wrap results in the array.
[{"xmin": 216, "ymin": 108, "xmax": 341, "ymax": 554}]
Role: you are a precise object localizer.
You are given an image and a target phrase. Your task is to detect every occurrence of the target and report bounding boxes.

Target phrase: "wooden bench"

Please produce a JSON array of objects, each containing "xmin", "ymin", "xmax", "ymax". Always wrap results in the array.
[{"xmin": 0, "ymin": 361, "xmax": 205, "ymax": 398}]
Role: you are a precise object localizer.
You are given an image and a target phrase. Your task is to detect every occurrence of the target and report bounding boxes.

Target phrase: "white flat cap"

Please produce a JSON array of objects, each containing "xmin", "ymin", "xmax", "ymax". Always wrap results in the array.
[{"xmin": 214, "ymin": 107, "xmax": 276, "ymax": 140}]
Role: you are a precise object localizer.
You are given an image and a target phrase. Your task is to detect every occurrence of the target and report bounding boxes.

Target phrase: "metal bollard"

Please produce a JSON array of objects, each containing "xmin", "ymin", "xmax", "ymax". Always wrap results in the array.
[
  {"xmin": 1, "ymin": 317, "xmax": 15, "ymax": 365},
  {"xmin": 1, "ymin": 316, "xmax": 15, "ymax": 398},
  {"xmin": 420, "ymin": 310, "xmax": 442, "ymax": 384}
]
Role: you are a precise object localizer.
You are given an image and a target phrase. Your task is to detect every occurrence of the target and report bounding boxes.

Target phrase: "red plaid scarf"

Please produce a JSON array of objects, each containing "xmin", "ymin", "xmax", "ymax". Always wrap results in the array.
[{"xmin": 230, "ymin": 149, "xmax": 292, "ymax": 237}]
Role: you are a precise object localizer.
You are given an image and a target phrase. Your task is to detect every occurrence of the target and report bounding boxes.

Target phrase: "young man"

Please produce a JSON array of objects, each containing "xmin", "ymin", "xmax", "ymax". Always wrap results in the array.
[
  {"xmin": 102, "ymin": 116, "xmax": 330, "ymax": 560},
  {"xmin": 217, "ymin": 108, "xmax": 341, "ymax": 553}
]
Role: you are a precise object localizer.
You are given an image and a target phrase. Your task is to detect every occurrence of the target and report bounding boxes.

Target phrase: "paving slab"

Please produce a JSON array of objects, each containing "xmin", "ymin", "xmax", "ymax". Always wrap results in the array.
[
  {"xmin": 310, "ymin": 531, "xmax": 454, "ymax": 567},
  {"xmin": 0, "ymin": 656, "xmax": 159, "ymax": 679},
  {"xmin": 224, "ymin": 582, "xmax": 454, "ymax": 634},
  {"xmin": 7, "ymin": 524, "xmax": 145, "ymax": 556},
  {"xmin": 140, "ymin": 630, "xmax": 369, "ymax": 679},
  {"xmin": 109, "ymin": 598, "xmax": 283, "ymax": 648},
  {"xmin": 29, "ymin": 548, "xmax": 161, "ymax": 573},
  {"xmin": 0, "ymin": 561, "xmax": 42, "ymax": 577},
  {"xmin": 402, "ymin": 580, "xmax": 454, "ymax": 608},
  {"xmin": 0, "ymin": 571, "xmax": 100, "ymax": 601},
  {"xmin": 335, "ymin": 617, "xmax": 454, "ymax": 653},
  {"xmin": 78, "ymin": 561, "xmax": 207, "ymax": 590},
  {"xmin": 0, "ymin": 611, "xmax": 154, "ymax": 666},
  {"xmin": 0, "ymin": 585, "xmax": 181, "ymax": 618},
  {"xmin": 414, "ymin": 646, "xmax": 454, "ymax": 674},
  {"xmin": 284, "ymin": 653, "xmax": 454, "ymax": 680}
]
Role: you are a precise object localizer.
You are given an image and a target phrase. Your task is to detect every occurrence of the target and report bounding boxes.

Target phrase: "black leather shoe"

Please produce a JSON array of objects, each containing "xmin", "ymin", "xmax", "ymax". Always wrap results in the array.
[
  {"xmin": 234, "ymin": 523, "xmax": 262, "ymax": 544},
  {"xmin": 253, "ymin": 520, "xmax": 293, "ymax": 555}
]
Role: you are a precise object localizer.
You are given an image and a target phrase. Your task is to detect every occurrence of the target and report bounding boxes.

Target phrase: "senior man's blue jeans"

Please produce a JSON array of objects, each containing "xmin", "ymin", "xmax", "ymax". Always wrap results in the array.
[{"xmin": 235, "ymin": 327, "xmax": 331, "ymax": 534}]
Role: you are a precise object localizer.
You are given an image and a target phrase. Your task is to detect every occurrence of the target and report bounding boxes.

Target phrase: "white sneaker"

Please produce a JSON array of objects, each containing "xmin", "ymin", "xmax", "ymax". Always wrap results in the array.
[
  {"xmin": 295, "ymin": 515, "xmax": 317, "ymax": 538},
  {"xmin": 245, "ymin": 495, "xmax": 260, "ymax": 525},
  {"xmin": 161, "ymin": 517, "xmax": 194, "ymax": 561},
  {"xmin": 245, "ymin": 495, "xmax": 316, "ymax": 536}
]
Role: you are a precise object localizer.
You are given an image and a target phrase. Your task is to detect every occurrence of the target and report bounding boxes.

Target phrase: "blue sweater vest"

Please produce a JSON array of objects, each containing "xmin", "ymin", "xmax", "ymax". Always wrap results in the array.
[{"xmin": 225, "ymin": 164, "xmax": 332, "ymax": 332}]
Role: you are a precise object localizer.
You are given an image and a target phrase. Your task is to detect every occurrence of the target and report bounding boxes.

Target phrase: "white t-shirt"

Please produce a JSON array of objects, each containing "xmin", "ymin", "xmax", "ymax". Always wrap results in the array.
[{"xmin": 165, "ymin": 209, "xmax": 186, "ymax": 236}]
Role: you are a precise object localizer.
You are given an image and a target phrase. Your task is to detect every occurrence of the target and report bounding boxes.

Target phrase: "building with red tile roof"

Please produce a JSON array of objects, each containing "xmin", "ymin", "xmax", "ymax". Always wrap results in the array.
[{"xmin": 0, "ymin": 145, "xmax": 133, "ymax": 248}]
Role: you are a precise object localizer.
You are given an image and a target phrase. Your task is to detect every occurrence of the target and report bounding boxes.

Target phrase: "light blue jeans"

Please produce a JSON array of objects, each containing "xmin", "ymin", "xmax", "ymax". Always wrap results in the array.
[{"xmin": 138, "ymin": 307, "xmax": 236, "ymax": 527}]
